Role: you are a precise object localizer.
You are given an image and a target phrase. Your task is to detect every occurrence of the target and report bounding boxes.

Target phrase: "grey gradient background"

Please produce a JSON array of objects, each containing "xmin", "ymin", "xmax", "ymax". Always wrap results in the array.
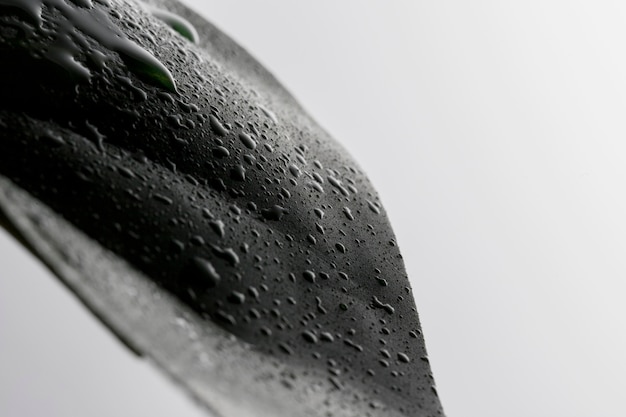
[{"xmin": 2, "ymin": 1, "xmax": 626, "ymax": 416}]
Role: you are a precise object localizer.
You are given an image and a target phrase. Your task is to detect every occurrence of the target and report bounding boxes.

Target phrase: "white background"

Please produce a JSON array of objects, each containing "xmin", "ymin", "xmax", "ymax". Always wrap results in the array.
[{"xmin": 2, "ymin": 1, "xmax": 626, "ymax": 416}]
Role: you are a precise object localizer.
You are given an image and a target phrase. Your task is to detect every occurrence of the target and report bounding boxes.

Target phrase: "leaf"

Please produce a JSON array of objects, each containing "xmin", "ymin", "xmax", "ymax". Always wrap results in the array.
[{"xmin": 0, "ymin": 0, "xmax": 444, "ymax": 416}]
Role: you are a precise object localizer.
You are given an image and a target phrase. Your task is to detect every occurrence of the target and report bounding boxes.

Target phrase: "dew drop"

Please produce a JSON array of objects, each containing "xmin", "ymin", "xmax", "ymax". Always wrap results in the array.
[
  {"xmin": 153, "ymin": 193, "xmax": 173, "ymax": 205},
  {"xmin": 147, "ymin": 6, "xmax": 199, "ymax": 44},
  {"xmin": 181, "ymin": 256, "xmax": 221, "ymax": 289},
  {"xmin": 213, "ymin": 146, "xmax": 230, "ymax": 158},
  {"xmin": 367, "ymin": 200, "xmax": 381, "ymax": 214},
  {"xmin": 209, "ymin": 115, "xmax": 229, "ymax": 136},
  {"xmin": 231, "ymin": 164, "xmax": 246, "ymax": 181},
  {"xmin": 261, "ymin": 205, "xmax": 287, "ymax": 221},
  {"xmin": 258, "ymin": 105, "xmax": 278, "ymax": 123},
  {"xmin": 288, "ymin": 164, "xmax": 301, "ymax": 177},
  {"xmin": 302, "ymin": 270, "xmax": 316, "ymax": 283},
  {"xmin": 209, "ymin": 220, "xmax": 226, "ymax": 237},
  {"xmin": 279, "ymin": 343, "xmax": 293, "ymax": 355},
  {"xmin": 211, "ymin": 246, "xmax": 240, "ymax": 266},
  {"xmin": 227, "ymin": 291, "xmax": 246, "ymax": 304},
  {"xmin": 238, "ymin": 132, "xmax": 257, "ymax": 149},
  {"xmin": 398, "ymin": 353, "xmax": 411, "ymax": 363},
  {"xmin": 372, "ymin": 296, "xmax": 395, "ymax": 315},
  {"xmin": 302, "ymin": 330, "xmax": 318, "ymax": 344},
  {"xmin": 320, "ymin": 332, "xmax": 334, "ymax": 342}
]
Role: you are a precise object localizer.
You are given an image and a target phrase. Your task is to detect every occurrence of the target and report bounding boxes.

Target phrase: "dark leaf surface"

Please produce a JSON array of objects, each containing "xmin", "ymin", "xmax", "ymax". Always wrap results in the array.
[{"xmin": 0, "ymin": 0, "xmax": 444, "ymax": 416}]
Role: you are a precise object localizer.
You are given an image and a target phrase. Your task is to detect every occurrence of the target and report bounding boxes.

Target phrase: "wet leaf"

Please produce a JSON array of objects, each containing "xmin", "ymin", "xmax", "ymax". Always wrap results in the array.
[{"xmin": 0, "ymin": 0, "xmax": 444, "ymax": 416}]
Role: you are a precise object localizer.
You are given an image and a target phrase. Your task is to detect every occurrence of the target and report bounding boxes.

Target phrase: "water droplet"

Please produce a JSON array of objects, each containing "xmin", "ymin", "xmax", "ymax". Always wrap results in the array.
[
  {"xmin": 288, "ymin": 164, "xmax": 301, "ymax": 177},
  {"xmin": 180, "ymin": 256, "xmax": 221, "ymax": 288},
  {"xmin": 117, "ymin": 167, "xmax": 135, "ymax": 178},
  {"xmin": 238, "ymin": 132, "xmax": 257, "ymax": 149},
  {"xmin": 213, "ymin": 146, "xmax": 230, "ymax": 158},
  {"xmin": 397, "ymin": 353, "xmax": 410, "ymax": 363},
  {"xmin": 201, "ymin": 208, "xmax": 214, "ymax": 219},
  {"xmin": 153, "ymin": 193, "xmax": 173, "ymax": 205},
  {"xmin": 320, "ymin": 332, "xmax": 334, "ymax": 342},
  {"xmin": 227, "ymin": 291, "xmax": 245, "ymax": 304},
  {"xmin": 261, "ymin": 205, "xmax": 287, "ymax": 221},
  {"xmin": 190, "ymin": 235, "xmax": 205, "ymax": 246},
  {"xmin": 230, "ymin": 164, "xmax": 246, "ymax": 181},
  {"xmin": 215, "ymin": 309, "xmax": 236, "ymax": 325},
  {"xmin": 40, "ymin": 131, "xmax": 66, "ymax": 146},
  {"xmin": 315, "ymin": 296, "xmax": 327, "ymax": 314},
  {"xmin": 279, "ymin": 343, "xmax": 293, "ymax": 355},
  {"xmin": 302, "ymin": 270, "xmax": 316, "ymax": 283},
  {"xmin": 248, "ymin": 286, "xmax": 259, "ymax": 299},
  {"xmin": 211, "ymin": 246, "xmax": 239, "ymax": 266},
  {"xmin": 375, "ymin": 277, "xmax": 388, "ymax": 286},
  {"xmin": 372, "ymin": 296, "xmax": 395, "ymax": 315},
  {"xmin": 209, "ymin": 220, "xmax": 225, "ymax": 237},
  {"xmin": 328, "ymin": 176, "xmax": 350, "ymax": 196},
  {"xmin": 367, "ymin": 200, "xmax": 381, "ymax": 214},
  {"xmin": 147, "ymin": 6, "xmax": 199, "ymax": 44},
  {"xmin": 209, "ymin": 114, "xmax": 229, "ymax": 136},
  {"xmin": 258, "ymin": 105, "xmax": 278, "ymax": 123},
  {"xmin": 344, "ymin": 339, "xmax": 363, "ymax": 352},
  {"xmin": 302, "ymin": 330, "xmax": 318, "ymax": 344},
  {"xmin": 312, "ymin": 172, "xmax": 324, "ymax": 183},
  {"xmin": 328, "ymin": 376, "xmax": 342, "ymax": 390}
]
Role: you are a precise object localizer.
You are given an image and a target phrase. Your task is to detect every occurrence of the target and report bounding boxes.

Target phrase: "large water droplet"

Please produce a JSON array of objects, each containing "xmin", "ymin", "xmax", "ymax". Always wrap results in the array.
[{"xmin": 147, "ymin": 5, "xmax": 199, "ymax": 44}]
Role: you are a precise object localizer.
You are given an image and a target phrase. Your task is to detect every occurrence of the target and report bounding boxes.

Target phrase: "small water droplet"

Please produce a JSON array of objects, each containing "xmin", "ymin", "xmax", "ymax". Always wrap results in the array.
[
  {"xmin": 209, "ymin": 220, "xmax": 225, "ymax": 237},
  {"xmin": 227, "ymin": 291, "xmax": 245, "ymax": 304},
  {"xmin": 180, "ymin": 256, "xmax": 221, "ymax": 289},
  {"xmin": 213, "ymin": 146, "xmax": 230, "ymax": 158},
  {"xmin": 372, "ymin": 296, "xmax": 395, "ymax": 314},
  {"xmin": 288, "ymin": 164, "xmax": 301, "ymax": 177},
  {"xmin": 279, "ymin": 343, "xmax": 293, "ymax": 355},
  {"xmin": 153, "ymin": 193, "xmax": 173, "ymax": 205},
  {"xmin": 258, "ymin": 105, "xmax": 278, "ymax": 123},
  {"xmin": 397, "ymin": 353, "xmax": 410, "ymax": 363},
  {"xmin": 211, "ymin": 246, "xmax": 239, "ymax": 266},
  {"xmin": 230, "ymin": 164, "xmax": 246, "ymax": 181},
  {"xmin": 302, "ymin": 270, "xmax": 316, "ymax": 283},
  {"xmin": 302, "ymin": 330, "xmax": 318, "ymax": 344},
  {"xmin": 209, "ymin": 115, "xmax": 229, "ymax": 136},
  {"xmin": 320, "ymin": 332, "xmax": 334, "ymax": 342},
  {"xmin": 238, "ymin": 132, "xmax": 257, "ymax": 149},
  {"xmin": 261, "ymin": 205, "xmax": 287, "ymax": 221}
]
